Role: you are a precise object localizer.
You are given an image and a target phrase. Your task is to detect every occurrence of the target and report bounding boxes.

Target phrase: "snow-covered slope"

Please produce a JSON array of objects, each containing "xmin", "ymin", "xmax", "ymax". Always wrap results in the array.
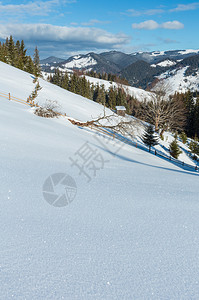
[
  {"xmin": 1, "ymin": 62, "xmax": 199, "ymax": 299},
  {"xmin": 84, "ymin": 75, "xmax": 152, "ymax": 101},
  {"xmin": 0, "ymin": 61, "xmax": 111, "ymax": 122},
  {"xmin": 63, "ymin": 54, "xmax": 97, "ymax": 69},
  {"xmin": 151, "ymin": 59, "xmax": 177, "ymax": 68},
  {"xmin": 158, "ymin": 66, "xmax": 199, "ymax": 94}
]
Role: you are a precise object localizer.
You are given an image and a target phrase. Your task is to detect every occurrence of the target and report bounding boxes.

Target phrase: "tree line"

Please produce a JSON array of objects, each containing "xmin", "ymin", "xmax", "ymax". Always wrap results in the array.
[
  {"xmin": 172, "ymin": 91, "xmax": 199, "ymax": 139},
  {"xmin": 85, "ymin": 70, "xmax": 129, "ymax": 86},
  {"xmin": 0, "ymin": 35, "xmax": 41, "ymax": 77},
  {"xmin": 47, "ymin": 69, "xmax": 138, "ymax": 113}
]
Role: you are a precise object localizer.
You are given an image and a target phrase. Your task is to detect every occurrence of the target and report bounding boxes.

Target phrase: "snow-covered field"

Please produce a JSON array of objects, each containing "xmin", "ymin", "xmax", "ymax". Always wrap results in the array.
[{"xmin": 0, "ymin": 62, "xmax": 199, "ymax": 299}]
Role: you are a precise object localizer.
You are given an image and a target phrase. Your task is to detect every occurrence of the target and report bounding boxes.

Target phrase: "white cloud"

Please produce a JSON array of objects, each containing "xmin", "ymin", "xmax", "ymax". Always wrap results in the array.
[
  {"xmin": 132, "ymin": 20, "xmax": 159, "ymax": 30},
  {"xmin": 0, "ymin": 23, "xmax": 130, "ymax": 50},
  {"xmin": 0, "ymin": 0, "xmax": 75, "ymax": 16},
  {"xmin": 170, "ymin": 2, "xmax": 199, "ymax": 12},
  {"xmin": 132, "ymin": 20, "xmax": 184, "ymax": 30},
  {"xmin": 161, "ymin": 21, "xmax": 184, "ymax": 29},
  {"xmin": 125, "ymin": 8, "xmax": 164, "ymax": 16},
  {"xmin": 81, "ymin": 19, "xmax": 111, "ymax": 26}
]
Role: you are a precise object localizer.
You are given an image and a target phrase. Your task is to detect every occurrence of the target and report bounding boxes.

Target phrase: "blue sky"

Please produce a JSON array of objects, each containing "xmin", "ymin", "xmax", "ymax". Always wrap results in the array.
[{"xmin": 0, "ymin": 0, "xmax": 198, "ymax": 58}]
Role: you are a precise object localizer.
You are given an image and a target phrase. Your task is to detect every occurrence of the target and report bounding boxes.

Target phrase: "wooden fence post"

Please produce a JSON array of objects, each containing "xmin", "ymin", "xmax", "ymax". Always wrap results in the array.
[{"xmin": 8, "ymin": 93, "xmax": 11, "ymax": 101}]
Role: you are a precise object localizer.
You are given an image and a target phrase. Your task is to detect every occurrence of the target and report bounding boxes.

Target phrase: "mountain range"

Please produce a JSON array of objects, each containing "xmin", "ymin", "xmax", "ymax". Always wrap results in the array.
[{"xmin": 41, "ymin": 49, "xmax": 199, "ymax": 92}]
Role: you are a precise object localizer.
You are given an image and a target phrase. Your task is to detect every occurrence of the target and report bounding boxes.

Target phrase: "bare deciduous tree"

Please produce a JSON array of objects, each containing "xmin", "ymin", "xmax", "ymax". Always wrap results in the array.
[{"xmin": 138, "ymin": 81, "xmax": 186, "ymax": 134}]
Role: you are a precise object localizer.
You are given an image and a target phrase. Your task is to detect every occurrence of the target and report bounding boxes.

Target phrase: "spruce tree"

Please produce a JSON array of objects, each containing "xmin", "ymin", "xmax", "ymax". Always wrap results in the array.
[
  {"xmin": 0, "ymin": 43, "xmax": 7, "ymax": 62},
  {"xmin": 116, "ymin": 88, "xmax": 126, "ymax": 106},
  {"xmin": 95, "ymin": 85, "xmax": 106, "ymax": 104},
  {"xmin": 20, "ymin": 40, "xmax": 27, "ymax": 68},
  {"xmin": 142, "ymin": 124, "xmax": 159, "ymax": 152},
  {"xmin": 108, "ymin": 87, "xmax": 116, "ymax": 109},
  {"xmin": 183, "ymin": 90, "xmax": 195, "ymax": 137},
  {"xmin": 33, "ymin": 46, "xmax": 41, "ymax": 77},
  {"xmin": 81, "ymin": 76, "xmax": 90, "ymax": 98},
  {"xmin": 69, "ymin": 72, "xmax": 78, "ymax": 93},
  {"xmin": 7, "ymin": 35, "xmax": 16, "ymax": 66},
  {"xmin": 189, "ymin": 140, "xmax": 199, "ymax": 155},
  {"xmin": 169, "ymin": 139, "xmax": 182, "ymax": 159},
  {"xmin": 61, "ymin": 72, "xmax": 69, "ymax": 90},
  {"xmin": 179, "ymin": 132, "xmax": 187, "ymax": 144},
  {"xmin": 26, "ymin": 56, "xmax": 35, "ymax": 74},
  {"xmin": 0, "ymin": 36, "xmax": 36, "ymax": 75}
]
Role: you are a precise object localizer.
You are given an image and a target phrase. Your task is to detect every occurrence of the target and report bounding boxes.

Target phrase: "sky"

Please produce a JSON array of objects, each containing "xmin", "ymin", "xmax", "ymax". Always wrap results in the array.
[{"xmin": 0, "ymin": 0, "xmax": 198, "ymax": 58}]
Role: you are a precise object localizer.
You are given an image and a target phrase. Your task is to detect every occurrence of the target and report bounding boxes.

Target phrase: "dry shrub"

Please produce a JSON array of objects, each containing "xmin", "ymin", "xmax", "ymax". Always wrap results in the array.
[{"xmin": 34, "ymin": 100, "xmax": 61, "ymax": 118}]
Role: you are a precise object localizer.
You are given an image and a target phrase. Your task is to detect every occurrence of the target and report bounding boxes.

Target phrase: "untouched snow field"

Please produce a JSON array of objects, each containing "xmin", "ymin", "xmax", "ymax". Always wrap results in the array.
[{"xmin": 0, "ymin": 62, "xmax": 199, "ymax": 299}]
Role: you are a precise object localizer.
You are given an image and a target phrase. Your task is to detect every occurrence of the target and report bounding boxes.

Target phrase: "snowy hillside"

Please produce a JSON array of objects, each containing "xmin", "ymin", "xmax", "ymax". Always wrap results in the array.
[
  {"xmin": 63, "ymin": 54, "xmax": 97, "ymax": 69},
  {"xmin": 158, "ymin": 67, "xmax": 199, "ymax": 95},
  {"xmin": 84, "ymin": 75, "xmax": 152, "ymax": 101},
  {"xmin": 0, "ymin": 61, "xmax": 111, "ymax": 122},
  {"xmin": 1, "ymin": 62, "xmax": 199, "ymax": 299},
  {"xmin": 151, "ymin": 59, "xmax": 177, "ymax": 68}
]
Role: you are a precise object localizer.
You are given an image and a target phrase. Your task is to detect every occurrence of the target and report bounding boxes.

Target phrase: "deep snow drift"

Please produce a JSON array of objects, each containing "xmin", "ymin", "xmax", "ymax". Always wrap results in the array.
[{"xmin": 0, "ymin": 62, "xmax": 199, "ymax": 300}]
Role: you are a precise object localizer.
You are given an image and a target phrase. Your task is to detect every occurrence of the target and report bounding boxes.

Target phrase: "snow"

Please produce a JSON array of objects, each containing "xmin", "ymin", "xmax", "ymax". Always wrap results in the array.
[
  {"xmin": 177, "ymin": 49, "xmax": 199, "ymax": 55},
  {"xmin": 84, "ymin": 75, "xmax": 152, "ymax": 101},
  {"xmin": 116, "ymin": 106, "xmax": 126, "ymax": 110},
  {"xmin": 0, "ymin": 62, "xmax": 199, "ymax": 299},
  {"xmin": 63, "ymin": 55, "xmax": 97, "ymax": 69},
  {"xmin": 151, "ymin": 51, "xmax": 165, "ymax": 56},
  {"xmin": 0, "ymin": 61, "xmax": 111, "ymax": 122},
  {"xmin": 158, "ymin": 66, "xmax": 199, "ymax": 95},
  {"xmin": 151, "ymin": 60, "xmax": 176, "ymax": 68},
  {"xmin": 157, "ymin": 60, "xmax": 176, "ymax": 67},
  {"xmin": 73, "ymin": 55, "xmax": 81, "ymax": 59},
  {"xmin": 157, "ymin": 132, "xmax": 196, "ymax": 166}
]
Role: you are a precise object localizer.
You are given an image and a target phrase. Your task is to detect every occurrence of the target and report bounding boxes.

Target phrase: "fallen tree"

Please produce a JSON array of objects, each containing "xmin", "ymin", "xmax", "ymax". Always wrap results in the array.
[{"xmin": 68, "ymin": 113, "xmax": 141, "ymax": 138}]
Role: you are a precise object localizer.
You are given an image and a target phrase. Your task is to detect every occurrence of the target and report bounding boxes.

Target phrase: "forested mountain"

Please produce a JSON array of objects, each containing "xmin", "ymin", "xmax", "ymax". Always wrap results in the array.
[
  {"xmin": 119, "ymin": 60, "xmax": 166, "ymax": 89},
  {"xmin": 41, "ymin": 49, "xmax": 199, "ymax": 91}
]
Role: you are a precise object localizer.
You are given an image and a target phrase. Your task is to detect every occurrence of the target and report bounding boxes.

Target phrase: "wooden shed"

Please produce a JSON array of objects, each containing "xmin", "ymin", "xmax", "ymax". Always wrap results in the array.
[{"xmin": 115, "ymin": 106, "xmax": 126, "ymax": 117}]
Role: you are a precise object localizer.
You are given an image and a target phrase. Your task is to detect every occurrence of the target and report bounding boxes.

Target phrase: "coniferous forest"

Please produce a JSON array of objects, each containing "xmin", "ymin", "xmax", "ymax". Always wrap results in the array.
[
  {"xmin": 47, "ymin": 69, "xmax": 139, "ymax": 114},
  {"xmin": 0, "ymin": 36, "xmax": 40, "ymax": 77}
]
